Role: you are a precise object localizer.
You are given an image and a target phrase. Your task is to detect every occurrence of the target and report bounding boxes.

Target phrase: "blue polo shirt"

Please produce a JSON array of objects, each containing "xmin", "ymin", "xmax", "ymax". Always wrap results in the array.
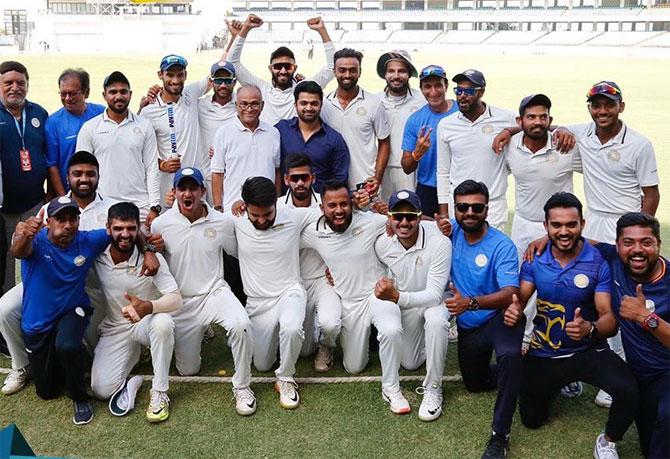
[
  {"xmin": 21, "ymin": 228, "xmax": 111, "ymax": 335},
  {"xmin": 597, "ymin": 243, "xmax": 670, "ymax": 380},
  {"xmin": 275, "ymin": 117, "xmax": 350, "ymax": 193},
  {"xmin": 45, "ymin": 103, "xmax": 105, "ymax": 191},
  {"xmin": 401, "ymin": 102, "xmax": 458, "ymax": 188},
  {"xmin": 521, "ymin": 240, "xmax": 611, "ymax": 358},
  {"xmin": 0, "ymin": 100, "xmax": 49, "ymax": 213},
  {"xmin": 451, "ymin": 222, "xmax": 519, "ymax": 329}
]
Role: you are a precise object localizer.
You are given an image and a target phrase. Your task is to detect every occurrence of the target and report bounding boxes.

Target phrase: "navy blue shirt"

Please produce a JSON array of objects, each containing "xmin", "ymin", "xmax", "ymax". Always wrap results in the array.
[
  {"xmin": 521, "ymin": 240, "xmax": 611, "ymax": 358},
  {"xmin": 597, "ymin": 243, "xmax": 670, "ymax": 380},
  {"xmin": 21, "ymin": 228, "xmax": 110, "ymax": 335},
  {"xmin": 275, "ymin": 117, "xmax": 350, "ymax": 193},
  {"xmin": 0, "ymin": 100, "xmax": 49, "ymax": 213}
]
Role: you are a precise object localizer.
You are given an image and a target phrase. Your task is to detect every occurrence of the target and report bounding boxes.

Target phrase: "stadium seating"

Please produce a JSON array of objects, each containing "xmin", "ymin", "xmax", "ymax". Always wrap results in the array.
[
  {"xmin": 270, "ymin": 30, "xmax": 305, "ymax": 44},
  {"xmin": 484, "ymin": 31, "xmax": 547, "ymax": 45},
  {"xmin": 533, "ymin": 31, "xmax": 601, "ymax": 46},
  {"xmin": 387, "ymin": 30, "xmax": 441, "ymax": 44},
  {"xmin": 435, "ymin": 30, "xmax": 495, "ymax": 45},
  {"xmin": 585, "ymin": 31, "xmax": 663, "ymax": 47},
  {"xmin": 638, "ymin": 31, "xmax": 670, "ymax": 48},
  {"xmin": 341, "ymin": 29, "xmax": 392, "ymax": 43}
]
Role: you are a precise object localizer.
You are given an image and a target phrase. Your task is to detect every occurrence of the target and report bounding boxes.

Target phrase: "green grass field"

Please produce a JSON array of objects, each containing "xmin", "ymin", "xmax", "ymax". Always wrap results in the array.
[{"xmin": 0, "ymin": 48, "xmax": 667, "ymax": 457}]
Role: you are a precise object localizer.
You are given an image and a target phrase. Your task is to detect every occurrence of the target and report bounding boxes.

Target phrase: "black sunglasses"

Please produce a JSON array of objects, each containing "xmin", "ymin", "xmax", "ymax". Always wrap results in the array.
[
  {"xmin": 388, "ymin": 211, "xmax": 422, "ymax": 222},
  {"xmin": 455, "ymin": 203, "xmax": 487, "ymax": 214},
  {"xmin": 288, "ymin": 173, "xmax": 310, "ymax": 183},
  {"xmin": 272, "ymin": 63, "xmax": 294, "ymax": 71}
]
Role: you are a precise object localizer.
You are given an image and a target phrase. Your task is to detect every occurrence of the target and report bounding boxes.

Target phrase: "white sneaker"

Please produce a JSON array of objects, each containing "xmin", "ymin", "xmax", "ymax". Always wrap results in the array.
[
  {"xmin": 448, "ymin": 324, "xmax": 459, "ymax": 343},
  {"xmin": 275, "ymin": 380, "xmax": 300, "ymax": 409},
  {"xmin": 593, "ymin": 433, "xmax": 619, "ymax": 459},
  {"xmin": 595, "ymin": 389, "xmax": 613, "ymax": 408},
  {"xmin": 382, "ymin": 389, "xmax": 411, "ymax": 414},
  {"xmin": 1, "ymin": 366, "xmax": 30, "ymax": 395},
  {"xmin": 233, "ymin": 387, "xmax": 257, "ymax": 416},
  {"xmin": 416, "ymin": 384, "xmax": 443, "ymax": 421},
  {"xmin": 314, "ymin": 345, "xmax": 333, "ymax": 373}
]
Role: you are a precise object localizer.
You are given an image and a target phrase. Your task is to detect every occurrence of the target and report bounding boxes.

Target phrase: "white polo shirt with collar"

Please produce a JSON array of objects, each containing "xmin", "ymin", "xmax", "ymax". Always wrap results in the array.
[
  {"xmin": 320, "ymin": 87, "xmax": 391, "ymax": 190},
  {"xmin": 211, "ymin": 116, "xmax": 281, "ymax": 211},
  {"xmin": 380, "ymin": 88, "xmax": 425, "ymax": 170},
  {"xmin": 76, "ymin": 110, "xmax": 161, "ymax": 212},
  {"xmin": 197, "ymin": 94, "xmax": 237, "ymax": 179}
]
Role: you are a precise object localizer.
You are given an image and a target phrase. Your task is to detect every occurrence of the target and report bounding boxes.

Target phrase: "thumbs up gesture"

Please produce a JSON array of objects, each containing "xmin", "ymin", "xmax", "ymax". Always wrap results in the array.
[
  {"xmin": 122, "ymin": 292, "xmax": 153, "ymax": 323},
  {"xmin": 16, "ymin": 207, "xmax": 46, "ymax": 240},
  {"xmin": 566, "ymin": 307, "xmax": 590, "ymax": 341},
  {"xmin": 504, "ymin": 294, "xmax": 523, "ymax": 327},
  {"xmin": 445, "ymin": 282, "xmax": 469, "ymax": 315},
  {"xmin": 620, "ymin": 284, "xmax": 649, "ymax": 325}
]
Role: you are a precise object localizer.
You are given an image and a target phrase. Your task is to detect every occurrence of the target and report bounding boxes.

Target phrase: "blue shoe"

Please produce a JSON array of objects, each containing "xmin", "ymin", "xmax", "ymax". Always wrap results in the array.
[{"xmin": 73, "ymin": 400, "xmax": 94, "ymax": 425}]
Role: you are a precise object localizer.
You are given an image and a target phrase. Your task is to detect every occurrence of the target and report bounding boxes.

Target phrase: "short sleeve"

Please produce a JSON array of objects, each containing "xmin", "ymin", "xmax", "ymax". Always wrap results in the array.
[
  {"xmin": 594, "ymin": 242, "xmax": 617, "ymax": 264},
  {"xmin": 372, "ymin": 101, "xmax": 391, "ymax": 140},
  {"xmin": 635, "ymin": 139, "xmax": 659, "ymax": 187},
  {"xmin": 401, "ymin": 112, "xmax": 419, "ymax": 152},
  {"xmin": 494, "ymin": 239, "xmax": 520, "ymax": 289},
  {"xmin": 84, "ymin": 229, "xmax": 111, "ymax": 255},
  {"xmin": 596, "ymin": 260, "xmax": 612, "ymax": 294},
  {"xmin": 519, "ymin": 260, "xmax": 535, "ymax": 284}
]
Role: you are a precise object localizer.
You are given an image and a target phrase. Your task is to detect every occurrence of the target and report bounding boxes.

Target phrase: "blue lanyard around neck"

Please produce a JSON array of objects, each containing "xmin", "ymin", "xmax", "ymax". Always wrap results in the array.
[{"xmin": 13, "ymin": 107, "xmax": 27, "ymax": 149}]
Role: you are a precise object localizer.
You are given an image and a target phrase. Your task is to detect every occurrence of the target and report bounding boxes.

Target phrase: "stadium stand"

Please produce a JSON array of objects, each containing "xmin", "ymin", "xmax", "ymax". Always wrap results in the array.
[
  {"xmin": 341, "ymin": 29, "xmax": 392, "ymax": 44},
  {"xmin": 533, "ymin": 31, "xmax": 602, "ymax": 46},
  {"xmin": 585, "ymin": 31, "xmax": 664, "ymax": 47},
  {"xmin": 485, "ymin": 31, "xmax": 548, "ymax": 45},
  {"xmin": 435, "ymin": 31, "xmax": 496, "ymax": 45},
  {"xmin": 639, "ymin": 31, "xmax": 670, "ymax": 47},
  {"xmin": 386, "ymin": 30, "xmax": 441, "ymax": 45}
]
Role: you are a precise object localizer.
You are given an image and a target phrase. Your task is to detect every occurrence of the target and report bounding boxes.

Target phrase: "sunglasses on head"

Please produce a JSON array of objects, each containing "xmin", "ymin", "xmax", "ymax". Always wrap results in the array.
[
  {"xmin": 162, "ymin": 55, "xmax": 188, "ymax": 68},
  {"xmin": 453, "ymin": 87, "xmax": 481, "ymax": 97},
  {"xmin": 587, "ymin": 82, "xmax": 621, "ymax": 99},
  {"xmin": 388, "ymin": 211, "xmax": 422, "ymax": 222},
  {"xmin": 455, "ymin": 202, "xmax": 487, "ymax": 214},
  {"xmin": 212, "ymin": 77, "xmax": 235, "ymax": 86},
  {"xmin": 288, "ymin": 173, "xmax": 311, "ymax": 183},
  {"xmin": 272, "ymin": 63, "xmax": 294, "ymax": 71}
]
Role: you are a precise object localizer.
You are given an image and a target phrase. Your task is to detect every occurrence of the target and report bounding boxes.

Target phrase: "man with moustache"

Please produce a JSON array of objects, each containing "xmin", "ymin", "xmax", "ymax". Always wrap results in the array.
[
  {"xmin": 76, "ymin": 71, "xmax": 161, "ymax": 228},
  {"xmin": 376, "ymin": 50, "xmax": 424, "ymax": 201},
  {"xmin": 46, "ymin": 68, "xmax": 105, "ymax": 195},
  {"xmin": 275, "ymin": 81, "xmax": 350, "ymax": 193},
  {"xmin": 400, "ymin": 65, "xmax": 458, "ymax": 216},
  {"xmin": 504, "ymin": 193, "xmax": 638, "ymax": 459}
]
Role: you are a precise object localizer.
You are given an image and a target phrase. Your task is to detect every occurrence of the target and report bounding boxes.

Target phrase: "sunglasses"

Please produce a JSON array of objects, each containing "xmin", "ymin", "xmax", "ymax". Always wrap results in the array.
[
  {"xmin": 288, "ymin": 173, "xmax": 311, "ymax": 183},
  {"xmin": 455, "ymin": 202, "xmax": 487, "ymax": 214},
  {"xmin": 419, "ymin": 65, "xmax": 446, "ymax": 80},
  {"xmin": 272, "ymin": 63, "xmax": 295, "ymax": 71},
  {"xmin": 388, "ymin": 211, "xmax": 422, "ymax": 222},
  {"xmin": 212, "ymin": 77, "xmax": 235, "ymax": 86},
  {"xmin": 587, "ymin": 82, "xmax": 621, "ymax": 99},
  {"xmin": 161, "ymin": 55, "xmax": 188, "ymax": 68},
  {"xmin": 454, "ymin": 87, "xmax": 481, "ymax": 97}
]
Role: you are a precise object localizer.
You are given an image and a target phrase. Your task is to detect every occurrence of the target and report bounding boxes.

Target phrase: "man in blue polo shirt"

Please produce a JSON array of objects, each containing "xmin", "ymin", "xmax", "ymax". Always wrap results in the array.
[
  {"xmin": 275, "ymin": 80, "xmax": 349, "ymax": 193},
  {"xmin": 45, "ymin": 68, "xmax": 105, "ymax": 195},
  {"xmin": 445, "ymin": 180, "xmax": 521, "ymax": 459},
  {"xmin": 400, "ymin": 65, "xmax": 458, "ymax": 216},
  {"xmin": 505, "ymin": 192, "xmax": 638, "ymax": 459},
  {"xmin": 0, "ymin": 60, "xmax": 49, "ymax": 293},
  {"xmin": 595, "ymin": 213, "xmax": 669, "ymax": 459}
]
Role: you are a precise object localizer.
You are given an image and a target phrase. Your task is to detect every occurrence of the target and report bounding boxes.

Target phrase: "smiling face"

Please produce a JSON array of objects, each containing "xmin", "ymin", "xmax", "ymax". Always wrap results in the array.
[
  {"xmin": 420, "ymin": 76, "xmax": 447, "ymax": 110},
  {"xmin": 519, "ymin": 104, "xmax": 552, "ymax": 141},
  {"xmin": 175, "ymin": 179, "xmax": 206, "ymax": 221},
  {"xmin": 158, "ymin": 66, "xmax": 186, "ymax": 96},
  {"xmin": 236, "ymin": 86, "xmax": 263, "ymax": 127},
  {"xmin": 68, "ymin": 162, "xmax": 98, "ymax": 200},
  {"xmin": 284, "ymin": 165, "xmax": 314, "ymax": 201},
  {"xmin": 59, "ymin": 75, "xmax": 87, "ymax": 115},
  {"xmin": 544, "ymin": 206, "xmax": 584, "ymax": 254},
  {"xmin": 269, "ymin": 56, "xmax": 296, "ymax": 90},
  {"xmin": 0, "ymin": 70, "xmax": 28, "ymax": 109},
  {"xmin": 588, "ymin": 95, "xmax": 625, "ymax": 131},
  {"xmin": 212, "ymin": 69, "xmax": 236, "ymax": 103},
  {"xmin": 295, "ymin": 91, "xmax": 322, "ymax": 123},
  {"xmin": 334, "ymin": 57, "xmax": 360, "ymax": 91},
  {"xmin": 321, "ymin": 187, "xmax": 353, "ymax": 233},
  {"xmin": 388, "ymin": 202, "xmax": 421, "ymax": 241},
  {"xmin": 454, "ymin": 80, "xmax": 484, "ymax": 115},
  {"xmin": 384, "ymin": 60, "xmax": 410, "ymax": 95},
  {"xmin": 454, "ymin": 193, "xmax": 488, "ymax": 234},
  {"xmin": 617, "ymin": 225, "xmax": 661, "ymax": 281},
  {"xmin": 108, "ymin": 218, "xmax": 138, "ymax": 254},
  {"xmin": 103, "ymin": 81, "xmax": 131, "ymax": 115}
]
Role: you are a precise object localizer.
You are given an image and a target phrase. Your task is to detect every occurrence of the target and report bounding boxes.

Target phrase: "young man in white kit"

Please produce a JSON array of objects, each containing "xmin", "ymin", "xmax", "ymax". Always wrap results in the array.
[
  {"xmin": 150, "ymin": 167, "xmax": 256, "ymax": 416},
  {"xmin": 374, "ymin": 190, "xmax": 452, "ymax": 421},
  {"xmin": 91, "ymin": 202, "xmax": 182, "ymax": 423}
]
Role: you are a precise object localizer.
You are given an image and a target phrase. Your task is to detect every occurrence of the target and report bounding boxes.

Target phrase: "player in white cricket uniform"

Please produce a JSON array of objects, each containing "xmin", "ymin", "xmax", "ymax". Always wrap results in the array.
[
  {"xmin": 374, "ymin": 190, "xmax": 452, "ymax": 421},
  {"xmin": 436, "ymin": 69, "xmax": 516, "ymax": 230},
  {"xmin": 91, "ymin": 202, "xmax": 182, "ymax": 423},
  {"xmin": 0, "ymin": 152, "xmax": 112, "ymax": 395},
  {"xmin": 150, "ymin": 167, "xmax": 256, "ymax": 416},
  {"xmin": 226, "ymin": 14, "xmax": 335, "ymax": 126}
]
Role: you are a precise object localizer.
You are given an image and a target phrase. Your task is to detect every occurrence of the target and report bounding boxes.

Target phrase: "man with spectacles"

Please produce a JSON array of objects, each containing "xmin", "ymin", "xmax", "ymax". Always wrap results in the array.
[
  {"xmin": 45, "ymin": 68, "xmax": 105, "ymax": 196},
  {"xmin": 225, "ymin": 15, "xmax": 334, "ymax": 126},
  {"xmin": 374, "ymin": 189, "xmax": 452, "ymax": 421},
  {"xmin": 211, "ymin": 85, "xmax": 281, "ymax": 213},
  {"xmin": 436, "ymin": 70, "xmax": 516, "ymax": 230},
  {"xmin": 400, "ymin": 65, "xmax": 458, "ymax": 217},
  {"xmin": 446, "ymin": 179, "xmax": 522, "ymax": 459},
  {"xmin": 275, "ymin": 81, "xmax": 350, "ymax": 193}
]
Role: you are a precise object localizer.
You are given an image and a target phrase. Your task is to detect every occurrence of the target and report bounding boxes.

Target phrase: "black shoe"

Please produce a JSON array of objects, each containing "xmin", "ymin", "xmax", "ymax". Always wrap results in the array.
[
  {"xmin": 73, "ymin": 400, "xmax": 94, "ymax": 425},
  {"xmin": 481, "ymin": 433, "xmax": 509, "ymax": 459}
]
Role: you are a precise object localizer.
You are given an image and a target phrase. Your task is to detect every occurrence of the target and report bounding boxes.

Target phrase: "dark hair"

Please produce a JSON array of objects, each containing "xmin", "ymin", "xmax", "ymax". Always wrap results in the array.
[
  {"xmin": 285, "ymin": 153, "xmax": 312, "ymax": 171},
  {"xmin": 616, "ymin": 212, "xmax": 661, "ymax": 241},
  {"xmin": 293, "ymin": 80, "xmax": 323, "ymax": 102},
  {"xmin": 334, "ymin": 48, "xmax": 363, "ymax": 66},
  {"xmin": 270, "ymin": 46, "xmax": 295, "ymax": 62},
  {"xmin": 453, "ymin": 180, "xmax": 489, "ymax": 203},
  {"xmin": 58, "ymin": 68, "xmax": 90, "ymax": 95},
  {"xmin": 543, "ymin": 192, "xmax": 583, "ymax": 221},
  {"xmin": 68, "ymin": 150, "xmax": 99, "ymax": 171},
  {"xmin": 320, "ymin": 180, "xmax": 349, "ymax": 200},
  {"xmin": 108, "ymin": 202, "xmax": 140, "ymax": 225},
  {"xmin": 0, "ymin": 61, "xmax": 28, "ymax": 80},
  {"xmin": 241, "ymin": 176, "xmax": 277, "ymax": 208}
]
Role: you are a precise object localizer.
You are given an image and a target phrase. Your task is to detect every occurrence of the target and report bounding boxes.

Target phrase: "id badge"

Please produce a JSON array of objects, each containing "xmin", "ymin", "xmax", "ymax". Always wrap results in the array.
[{"xmin": 19, "ymin": 149, "xmax": 32, "ymax": 172}]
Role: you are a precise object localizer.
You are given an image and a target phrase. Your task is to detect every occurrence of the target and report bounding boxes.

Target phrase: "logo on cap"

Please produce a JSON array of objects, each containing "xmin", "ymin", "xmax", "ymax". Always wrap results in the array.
[
  {"xmin": 182, "ymin": 168, "xmax": 194, "ymax": 176},
  {"xmin": 58, "ymin": 196, "xmax": 72, "ymax": 204},
  {"xmin": 396, "ymin": 191, "xmax": 410, "ymax": 200}
]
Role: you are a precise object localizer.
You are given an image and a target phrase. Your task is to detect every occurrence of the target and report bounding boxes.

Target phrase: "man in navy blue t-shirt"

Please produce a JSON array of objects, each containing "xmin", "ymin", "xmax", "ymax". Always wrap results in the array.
[
  {"xmin": 505, "ymin": 192, "xmax": 638, "ymax": 459},
  {"xmin": 445, "ymin": 180, "xmax": 522, "ymax": 459}
]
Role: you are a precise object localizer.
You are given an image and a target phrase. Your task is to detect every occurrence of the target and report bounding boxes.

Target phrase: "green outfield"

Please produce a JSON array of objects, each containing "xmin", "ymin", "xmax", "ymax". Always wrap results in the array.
[{"xmin": 0, "ymin": 48, "xmax": 667, "ymax": 457}]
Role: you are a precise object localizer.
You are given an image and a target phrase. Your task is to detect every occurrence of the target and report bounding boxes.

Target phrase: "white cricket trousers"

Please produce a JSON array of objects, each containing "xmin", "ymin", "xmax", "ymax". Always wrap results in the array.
[
  {"xmin": 245, "ymin": 283, "xmax": 306, "ymax": 382},
  {"xmin": 400, "ymin": 305, "xmax": 450, "ymax": 388},
  {"xmin": 300, "ymin": 276, "xmax": 342, "ymax": 356},
  {"xmin": 341, "ymin": 294, "xmax": 403, "ymax": 393},
  {"xmin": 91, "ymin": 313, "xmax": 175, "ymax": 398},
  {"xmin": 173, "ymin": 287, "xmax": 253, "ymax": 389}
]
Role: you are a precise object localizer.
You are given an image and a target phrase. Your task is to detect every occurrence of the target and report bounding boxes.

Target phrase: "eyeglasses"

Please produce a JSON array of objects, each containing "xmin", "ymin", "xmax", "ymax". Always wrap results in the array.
[
  {"xmin": 388, "ymin": 211, "xmax": 422, "ymax": 222},
  {"xmin": 453, "ymin": 87, "xmax": 481, "ymax": 97},
  {"xmin": 455, "ymin": 202, "xmax": 487, "ymax": 214},
  {"xmin": 587, "ymin": 82, "xmax": 621, "ymax": 99},
  {"xmin": 419, "ymin": 65, "xmax": 446, "ymax": 81},
  {"xmin": 237, "ymin": 101, "xmax": 261, "ymax": 110},
  {"xmin": 272, "ymin": 63, "xmax": 295, "ymax": 71},
  {"xmin": 212, "ymin": 77, "xmax": 235, "ymax": 86},
  {"xmin": 288, "ymin": 173, "xmax": 311, "ymax": 183},
  {"xmin": 59, "ymin": 90, "xmax": 83, "ymax": 99}
]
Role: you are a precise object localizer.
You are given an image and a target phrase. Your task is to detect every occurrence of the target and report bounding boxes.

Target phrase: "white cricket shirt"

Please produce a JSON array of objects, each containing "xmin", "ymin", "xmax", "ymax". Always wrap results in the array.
[
  {"xmin": 379, "ymin": 88, "xmax": 425, "ymax": 169},
  {"xmin": 197, "ymin": 95, "xmax": 237, "ymax": 178}
]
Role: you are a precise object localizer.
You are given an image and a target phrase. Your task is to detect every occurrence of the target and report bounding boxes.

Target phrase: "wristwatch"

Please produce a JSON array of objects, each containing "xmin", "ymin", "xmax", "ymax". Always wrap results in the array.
[
  {"xmin": 588, "ymin": 321, "xmax": 598, "ymax": 340},
  {"xmin": 643, "ymin": 313, "xmax": 660, "ymax": 331},
  {"xmin": 468, "ymin": 297, "xmax": 480, "ymax": 311},
  {"xmin": 150, "ymin": 204, "xmax": 162, "ymax": 215}
]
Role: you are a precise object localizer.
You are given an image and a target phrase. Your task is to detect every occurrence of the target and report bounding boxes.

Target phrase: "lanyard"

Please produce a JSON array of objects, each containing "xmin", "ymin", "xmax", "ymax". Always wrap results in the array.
[
  {"xmin": 13, "ymin": 107, "xmax": 26, "ymax": 149},
  {"xmin": 166, "ymin": 103, "xmax": 179, "ymax": 157}
]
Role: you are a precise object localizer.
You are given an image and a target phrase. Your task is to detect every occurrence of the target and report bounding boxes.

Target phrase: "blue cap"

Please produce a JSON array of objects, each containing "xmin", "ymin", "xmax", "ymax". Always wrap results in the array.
[
  {"xmin": 419, "ymin": 65, "xmax": 447, "ymax": 82},
  {"xmin": 173, "ymin": 167, "xmax": 205, "ymax": 188},
  {"xmin": 519, "ymin": 94, "xmax": 551, "ymax": 116},
  {"xmin": 159, "ymin": 54, "xmax": 188, "ymax": 71},
  {"xmin": 47, "ymin": 196, "xmax": 80, "ymax": 218},
  {"xmin": 210, "ymin": 61, "xmax": 236, "ymax": 77},
  {"xmin": 453, "ymin": 69, "xmax": 486, "ymax": 87},
  {"xmin": 587, "ymin": 81, "xmax": 623, "ymax": 102},
  {"xmin": 389, "ymin": 189, "xmax": 421, "ymax": 211}
]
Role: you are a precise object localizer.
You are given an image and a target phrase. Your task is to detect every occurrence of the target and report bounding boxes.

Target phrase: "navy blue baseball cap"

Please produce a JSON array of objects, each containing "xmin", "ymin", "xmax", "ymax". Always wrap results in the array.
[
  {"xmin": 173, "ymin": 167, "xmax": 205, "ymax": 188},
  {"xmin": 160, "ymin": 54, "xmax": 188, "ymax": 71},
  {"xmin": 47, "ymin": 196, "xmax": 80, "ymax": 218},
  {"xmin": 452, "ymin": 69, "xmax": 486, "ymax": 87},
  {"xmin": 210, "ymin": 61, "xmax": 236, "ymax": 77},
  {"xmin": 103, "ymin": 71, "xmax": 130, "ymax": 89},
  {"xmin": 389, "ymin": 190, "xmax": 421, "ymax": 211},
  {"xmin": 587, "ymin": 81, "xmax": 622, "ymax": 102},
  {"xmin": 519, "ymin": 94, "xmax": 552, "ymax": 116}
]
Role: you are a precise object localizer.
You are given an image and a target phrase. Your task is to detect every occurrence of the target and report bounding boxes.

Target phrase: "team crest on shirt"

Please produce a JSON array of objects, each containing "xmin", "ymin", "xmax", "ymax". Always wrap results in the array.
[
  {"xmin": 645, "ymin": 299, "xmax": 655, "ymax": 312},
  {"xmin": 573, "ymin": 274, "xmax": 589, "ymax": 288},
  {"xmin": 607, "ymin": 150, "xmax": 620, "ymax": 162},
  {"xmin": 31, "ymin": 117, "xmax": 41, "ymax": 128},
  {"xmin": 73, "ymin": 255, "xmax": 86, "ymax": 267},
  {"xmin": 481, "ymin": 125, "xmax": 494, "ymax": 134},
  {"xmin": 352, "ymin": 227, "xmax": 363, "ymax": 237},
  {"xmin": 546, "ymin": 153, "xmax": 559, "ymax": 163},
  {"xmin": 133, "ymin": 127, "xmax": 142, "ymax": 135},
  {"xmin": 204, "ymin": 228, "xmax": 216, "ymax": 239},
  {"xmin": 356, "ymin": 107, "xmax": 367, "ymax": 117},
  {"xmin": 475, "ymin": 254, "xmax": 488, "ymax": 267}
]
